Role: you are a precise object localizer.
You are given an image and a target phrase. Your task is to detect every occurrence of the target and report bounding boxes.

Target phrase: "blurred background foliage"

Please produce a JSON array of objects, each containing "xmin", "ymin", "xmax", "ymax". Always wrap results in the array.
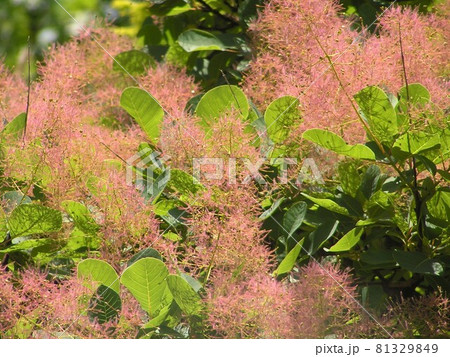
[{"xmin": 0, "ymin": 0, "xmax": 444, "ymax": 82}]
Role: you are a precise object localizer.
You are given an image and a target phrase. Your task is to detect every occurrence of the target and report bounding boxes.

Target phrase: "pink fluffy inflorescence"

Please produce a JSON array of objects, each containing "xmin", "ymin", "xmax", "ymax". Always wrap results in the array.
[
  {"xmin": 243, "ymin": 0, "xmax": 449, "ymax": 144},
  {"xmin": 206, "ymin": 260, "xmax": 363, "ymax": 338}
]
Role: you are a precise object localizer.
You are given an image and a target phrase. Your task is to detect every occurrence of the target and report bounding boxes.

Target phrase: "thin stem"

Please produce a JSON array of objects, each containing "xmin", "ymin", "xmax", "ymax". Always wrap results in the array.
[
  {"xmin": 398, "ymin": 22, "xmax": 424, "ymax": 240},
  {"xmin": 23, "ymin": 36, "xmax": 31, "ymax": 143}
]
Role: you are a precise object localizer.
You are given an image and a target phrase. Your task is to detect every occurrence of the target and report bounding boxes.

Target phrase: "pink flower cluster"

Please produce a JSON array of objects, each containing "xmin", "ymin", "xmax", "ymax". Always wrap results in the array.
[{"xmin": 243, "ymin": 0, "xmax": 449, "ymax": 143}]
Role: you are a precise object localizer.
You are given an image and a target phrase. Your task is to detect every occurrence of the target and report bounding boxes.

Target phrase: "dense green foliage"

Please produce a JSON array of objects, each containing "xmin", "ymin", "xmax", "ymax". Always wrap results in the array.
[{"xmin": 0, "ymin": 0, "xmax": 448, "ymax": 339}]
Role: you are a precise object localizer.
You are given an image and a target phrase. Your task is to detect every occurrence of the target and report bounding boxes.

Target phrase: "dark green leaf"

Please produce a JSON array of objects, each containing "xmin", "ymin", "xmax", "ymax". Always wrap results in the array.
[
  {"xmin": 88, "ymin": 285, "xmax": 122, "ymax": 324},
  {"xmin": 127, "ymin": 248, "xmax": 162, "ymax": 266},
  {"xmin": 393, "ymin": 250, "xmax": 444, "ymax": 275},
  {"xmin": 283, "ymin": 201, "xmax": 307, "ymax": 237}
]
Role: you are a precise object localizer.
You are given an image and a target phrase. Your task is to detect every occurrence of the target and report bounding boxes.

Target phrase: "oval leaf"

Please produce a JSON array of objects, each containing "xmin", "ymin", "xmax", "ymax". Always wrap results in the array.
[
  {"xmin": 88, "ymin": 285, "xmax": 122, "ymax": 324},
  {"xmin": 77, "ymin": 259, "xmax": 120, "ymax": 293},
  {"xmin": 166, "ymin": 275, "xmax": 202, "ymax": 315},
  {"xmin": 264, "ymin": 96, "xmax": 300, "ymax": 144},
  {"xmin": 393, "ymin": 250, "xmax": 444, "ymax": 276},
  {"xmin": 1, "ymin": 112, "xmax": 26, "ymax": 139},
  {"xmin": 178, "ymin": 29, "xmax": 237, "ymax": 52},
  {"xmin": 303, "ymin": 129, "xmax": 375, "ymax": 160},
  {"xmin": 120, "ymin": 257, "xmax": 171, "ymax": 315},
  {"xmin": 195, "ymin": 85, "xmax": 249, "ymax": 127},
  {"xmin": 120, "ymin": 87, "xmax": 164, "ymax": 144},
  {"xmin": 113, "ymin": 50, "xmax": 156, "ymax": 76},
  {"xmin": 301, "ymin": 193, "xmax": 350, "ymax": 216},
  {"xmin": 7, "ymin": 204, "xmax": 62, "ymax": 238},
  {"xmin": 354, "ymin": 86, "xmax": 397, "ymax": 143}
]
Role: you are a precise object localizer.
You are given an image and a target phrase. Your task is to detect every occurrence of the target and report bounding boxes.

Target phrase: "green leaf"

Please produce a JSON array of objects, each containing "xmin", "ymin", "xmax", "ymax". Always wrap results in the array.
[
  {"xmin": 179, "ymin": 272, "xmax": 202, "ymax": 292},
  {"xmin": 77, "ymin": 259, "xmax": 120, "ymax": 294},
  {"xmin": 120, "ymin": 257, "xmax": 171, "ymax": 316},
  {"xmin": 274, "ymin": 238, "xmax": 305, "ymax": 276},
  {"xmin": 301, "ymin": 193, "xmax": 350, "ymax": 216},
  {"xmin": 283, "ymin": 201, "xmax": 307, "ymax": 237},
  {"xmin": 153, "ymin": 199, "xmax": 180, "ymax": 216},
  {"xmin": 178, "ymin": 29, "xmax": 237, "ymax": 52},
  {"xmin": 88, "ymin": 285, "xmax": 122, "ymax": 324},
  {"xmin": 168, "ymin": 169, "xmax": 204, "ymax": 202},
  {"xmin": 202, "ymin": 0, "xmax": 233, "ymax": 13},
  {"xmin": 195, "ymin": 85, "xmax": 249, "ymax": 127},
  {"xmin": 1, "ymin": 112, "xmax": 26, "ymax": 139},
  {"xmin": 360, "ymin": 249, "xmax": 396, "ymax": 267},
  {"xmin": 393, "ymin": 132, "xmax": 441, "ymax": 156},
  {"xmin": 0, "ymin": 209, "xmax": 7, "ymax": 243},
  {"xmin": 7, "ymin": 204, "xmax": 62, "ymax": 238},
  {"xmin": 393, "ymin": 250, "xmax": 444, "ymax": 275},
  {"xmin": 113, "ymin": 50, "xmax": 156, "ymax": 76},
  {"xmin": 142, "ymin": 304, "xmax": 171, "ymax": 329},
  {"xmin": 2, "ymin": 191, "xmax": 31, "ymax": 214},
  {"xmin": 259, "ymin": 197, "xmax": 285, "ymax": 220},
  {"xmin": 127, "ymin": 248, "xmax": 162, "ymax": 266},
  {"xmin": 67, "ymin": 227, "xmax": 99, "ymax": 251},
  {"xmin": 359, "ymin": 165, "xmax": 381, "ymax": 200},
  {"xmin": 0, "ymin": 238, "xmax": 54, "ymax": 253},
  {"xmin": 397, "ymin": 83, "xmax": 430, "ymax": 113},
  {"xmin": 302, "ymin": 129, "xmax": 375, "ymax": 160},
  {"xmin": 166, "ymin": 275, "xmax": 202, "ymax": 315},
  {"xmin": 264, "ymin": 96, "xmax": 300, "ymax": 145},
  {"xmin": 303, "ymin": 220, "xmax": 339, "ymax": 255},
  {"xmin": 61, "ymin": 200, "xmax": 99, "ymax": 234},
  {"xmin": 354, "ymin": 86, "xmax": 398, "ymax": 143},
  {"xmin": 427, "ymin": 189, "xmax": 450, "ymax": 222},
  {"xmin": 150, "ymin": 0, "xmax": 192, "ymax": 16},
  {"xmin": 329, "ymin": 227, "xmax": 363, "ymax": 252},
  {"xmin": 120, "ymin": 87, "xmax": 164, "ymax": 144}
]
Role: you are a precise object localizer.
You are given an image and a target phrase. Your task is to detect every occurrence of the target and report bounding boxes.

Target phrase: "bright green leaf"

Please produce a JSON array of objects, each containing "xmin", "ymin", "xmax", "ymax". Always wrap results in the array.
[
  {"xmin": 61, "ymin": 200, "xmax": 99, "ymax": 234},
  {"xmin": 77, "ymin": 259, "xmax": 120, "ymax": 294},
  {"xmin": 259, "ymin": 197, "xmax": 285, "ymax": 220},
  {"xmin": 1, "ymin": 112, "xmax": 26, "ymax": 139},
  {"xmin": 120, "ymin": 87, "xmax": 164, "ymax": 144},
  {"xmin": 120, "ymin": 257, "xmax": 171, "ymax": 316},
  {"xmin": 274, "ymin": 238, "xmax": 305, "ymax": 276},
  {"xmin": 166, "ymin": 275, "xmax": 202, "ymax": 316},
  {"xmin": 354, "ymin": 86, "xmax": 398, "ymax": 143},
  {"xmin": 301, "ymin": 193, "xmax": 350, "ymax": 216},
  {"xmin": 264, "ymin": 96, "xmax": 300, "ymax": 145},
  {"xmin": 303, "ymin": 129, "xmax": 375, "ymax": 160},
  {"xmin": 329, "ymin": 227, "xmax": 363, "ymax": 252},
  {"xmin": 7, "ymin": 204, "xmax": 62, "ymax": 238},
  {"xmin": 195, "ymin": 85, "xmax": 249, "ymax": 127}
]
